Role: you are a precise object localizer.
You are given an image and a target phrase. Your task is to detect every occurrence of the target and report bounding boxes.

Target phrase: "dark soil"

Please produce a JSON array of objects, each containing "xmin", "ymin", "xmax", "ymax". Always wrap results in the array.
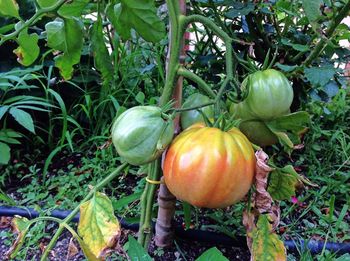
[{"xmin": 0, "ymin": 222, "xmax": 250, "ymax": 260}]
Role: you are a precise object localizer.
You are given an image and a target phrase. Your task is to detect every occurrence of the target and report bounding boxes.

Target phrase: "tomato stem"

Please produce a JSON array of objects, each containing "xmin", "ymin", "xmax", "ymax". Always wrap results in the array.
[{"xmin": 175, "ymin": 101, "xmax": 215, "ymax": 113}]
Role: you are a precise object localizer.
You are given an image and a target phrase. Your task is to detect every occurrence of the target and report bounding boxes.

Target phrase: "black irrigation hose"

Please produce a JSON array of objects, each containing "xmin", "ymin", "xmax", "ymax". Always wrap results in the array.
[{"xmin": 1, "ymin": 205, "xmax": 350, "ymax": 255}]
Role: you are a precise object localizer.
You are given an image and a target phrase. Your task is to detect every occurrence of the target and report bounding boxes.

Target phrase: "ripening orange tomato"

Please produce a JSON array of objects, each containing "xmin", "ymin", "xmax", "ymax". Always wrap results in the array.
[{"xmin": 163, "ymin": 123, "xmax": 255, "ymax": 208}]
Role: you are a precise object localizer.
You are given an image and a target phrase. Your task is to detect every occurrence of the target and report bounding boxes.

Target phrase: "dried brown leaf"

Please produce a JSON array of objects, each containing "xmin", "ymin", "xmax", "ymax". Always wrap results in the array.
[
  {"xmin": 254, "ymin": 150, "xmax": 274, "ymax": 213},
  {"xmin": 67, "ymin": 238, "xmax": 79, "ymax": 258}
]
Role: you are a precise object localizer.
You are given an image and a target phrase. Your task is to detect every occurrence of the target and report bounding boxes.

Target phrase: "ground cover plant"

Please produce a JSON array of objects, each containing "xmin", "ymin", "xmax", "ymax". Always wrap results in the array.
[{"xmin": 0, "ymin": 0, "xmax": 350, "ymax": 260}]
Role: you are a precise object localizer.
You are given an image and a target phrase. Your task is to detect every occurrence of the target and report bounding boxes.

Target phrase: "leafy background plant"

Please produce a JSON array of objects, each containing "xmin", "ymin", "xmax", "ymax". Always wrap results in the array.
[{"xmin": 0, "ymin": 0, "xmax": 349, "ymax": 260}]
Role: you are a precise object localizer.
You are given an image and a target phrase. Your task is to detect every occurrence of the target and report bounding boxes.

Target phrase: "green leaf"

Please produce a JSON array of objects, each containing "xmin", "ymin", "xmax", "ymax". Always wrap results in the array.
[
  {"xmin": 13, "ymin": 29, "xmax": 40, "ymax": 66},
  {"xmin": 91, "ymin": 16, "xmax": 113, "ymax": 91},
  {"xmin": 275, "ymin": 63, "xmax": 298, "ymax": 72},
  {"xmin": 0, "ymin": 0, "xmax": 20, "ymax": 18},
  {"xmin": 281, "ymin": 38, "xmax": 310, "ymax": 52},
  {"xmin": 58, "ymin": 0, "xmax": 89, "ymax": 18},
  {"xmin": 251, "ymin": 215, "xmax": 286, "ymax": 261},
  {"xmin": 126, "ymin": 236, "xmax": 153, "ymax": 261},
  {"xmin": 37, "ymin": 0, "xmax": 56, "ymax": 8},
  {"xmin": 0, "ymin": 105, "xmax": 9, "ymax": 120},
  {"xmin": 135, "ymin": 91, "xmax": 145, "ymax": 105},
  {"xmin": 268, "ymin": 166, "xmax": 299, "ymax": 201},
  {"xmin": 113, "ymin": 192, "xmax": 142, "ymax": 210},
  {"xmin": 304, "ymin": 66, "xmax": 337, "ymax": 87},
  {"xmin": 119, "ymin": 0, "xmax": 166, "ymax": 43},
  {"xmin": 195, "ymin": 247, "xmax": 229, "ymax": 261},
  {"xmin": 0, "ymin": 142, "xmax": 11, "ymax": 165},
  {"xmin": 78, "ymin": 192, "xmax": 120, "ymax": 259},
  {"xmin": 106, "ymin": 3, "xmax": 131, "ymax": 40},
  {"xmin": 265, "ymin": 111, "xmax": 310, "ymax": 153},
  {"xmin": 0, "ymin": 129, "xmax": 21, "ymax": 144},
  {"xmin": 0, "ymin": 188, "xmax": 16, "ymax": 205},
  {"xmin": 9, "ymin": 107, "xmax": 35, "ymax": 133},
  {"xmin": 267, "ymin": 112, "xmax": 310, "ymax": 133},
  {"xmin": 45, "ymin": 18, "xmax": 83, "ymax": 80},
  {"xmin": 301, "ymin": 0, "xmax": 323, "ymax": 22},
  {"xmin": 0, "ymin": 129, "xmax": 22, "ymax": 138},
  {"xmin": 225, "ymin": 2, "xmax": 255, "ymax": 18}
]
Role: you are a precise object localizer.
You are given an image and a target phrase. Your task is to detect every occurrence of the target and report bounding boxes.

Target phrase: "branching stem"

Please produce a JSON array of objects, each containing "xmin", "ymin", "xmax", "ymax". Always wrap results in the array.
[
  {"xmin": 0, "ymin": 0, "xmax": 69, "ymax": 45},
  {"xmin": 303, "ymin": 1, "xmax": 350, "ymax": 67}
]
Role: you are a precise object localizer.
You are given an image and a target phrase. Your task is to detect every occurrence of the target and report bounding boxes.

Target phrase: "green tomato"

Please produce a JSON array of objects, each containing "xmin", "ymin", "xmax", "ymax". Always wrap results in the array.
[
  {"xmin": 111, "ymin": 106, "xmax": 174, "ymax": 166},
  {"xmin": 229, "ymin": 102, "xmax": 255, "ymax": 121},
  {"xmin": 180, "ymin": 93, "xmax": 214, "ymax": 130},
  {"xmin": 239, "ymin": 120, "xmax": 278, "ymax": 147},
  {"xmin": 229, "ymin": 102, "xmax": 277, "ymax": 146},
  {"xmin": 242, "ymin": 69, "xmax": 293, "ymax": 120}
]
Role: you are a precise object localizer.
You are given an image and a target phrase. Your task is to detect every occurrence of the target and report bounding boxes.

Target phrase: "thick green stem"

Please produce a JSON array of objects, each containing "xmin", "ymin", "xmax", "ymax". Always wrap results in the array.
[
  {"xmin": 138, "ymin": 0, "xmax": 182, "ymax": 248},
  {"xmin": 0, "ymin": 0, "xmax": 68, "ymax": 45},
  {"xmin": 137, "ymin": 160, "xmax": 162, "ymax": 247},
  {"xmin": 159, "ymin": 1, "xmax": 182, "ymax": 106},
  {"xmin": 179, "ymin": 14, "xmax": 235, "ymax": 118},
  {"xmin": 180, "ymin": 14, "xmax": 233, "ymax": 79},
  {"xmin": 175, "ymin": 101, "xmax": 215, "ymax": 112},
  {"xmin": 303, "ymin": 1, "xmax": 350, "ymax": 67},
  {"xmin": 177, "ymin": 67, "xmax": 216, "ymax": 99},
  {"xmin": 144, "ymin": 161, "xmax": 162, "ymax": 246},
  {"xmin": 40, "ymin": 163, "xmax": 128, "ymax": 261}
]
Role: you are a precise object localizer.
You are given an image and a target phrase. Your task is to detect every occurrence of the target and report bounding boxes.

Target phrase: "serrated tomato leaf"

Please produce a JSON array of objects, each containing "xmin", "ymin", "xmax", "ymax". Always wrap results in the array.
[
  {"xmin": 37, "ymin": 0, "xmax": 56, "ymax": 8},
  {"xmin": 13, "ymin": 30, "xmax": 39, "ymax": 66},
  {"xmin": 91, "ymin": 16, "xmax": 113, "ymax": 91},
  {"xmin": 58, "ymin": 0, "xmax": 89, "ymax": 18},
  {"xmin": 118, "ymin": 0, "xmax": 166, "ymax": 43},
  {"xmin": 0, "ymin": 0, "xmax": 20, "ymax": 18},
  {"xmin": 45, "ymin": 18, "xmax": 83, "ymax": 80},
  {"xmin": 268, "ymin": 166, "xmax": 299, "ymax": 201},
  {"xmin": 78, "ymin": 192, "xmax": 120, "ymax": 259},
  {"xmin": 251, "ymin": 215, "xmax": 286, "ymax": 261},
  {"xmin": 265, "ymin": 111, "xmax": 310, "ymax": 154},
  {"xmin": 304, "ymin": 66, "xmax": 337, "ymax": 87},
  {"xmin": 301, "ymin": 0, "xmax": 322, "ymax": 23},
  {"xmin": 106, "ymin": 3, "xmax": 131, "ymax": 40}
]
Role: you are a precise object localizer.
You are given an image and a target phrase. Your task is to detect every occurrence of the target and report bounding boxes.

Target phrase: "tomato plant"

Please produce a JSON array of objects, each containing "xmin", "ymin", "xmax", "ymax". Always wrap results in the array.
[
  {"xmin": 163, "ymin": 123, "xmax": 255, "ymax": 208},
  {"xmin": 111, "ymin": 106, "xmax": 174, "ymax": 166},
  {"xmin": 1, "ymin": 0, "xmax": 349, "ymax": 259},
  {"xmin": 181, "ymin": 93, "xmax": 214, "ymax": 129},
  {"xmin": 240, "ymin": 69, "xmax": 294, "ymax": 120}
]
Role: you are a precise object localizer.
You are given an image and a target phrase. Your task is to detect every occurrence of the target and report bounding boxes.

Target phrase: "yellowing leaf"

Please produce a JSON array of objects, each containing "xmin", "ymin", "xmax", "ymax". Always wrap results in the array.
[
  {"xmin": 78, "ymin": 192, "xmax": 121, "ymax": 259},
  {"xmin": 6, "ymin": 216, "xmax": 31, "ymax": 259},
  {"xmin": 13, "ymin": 30, "xmax": 40, "ymax": 66},
  {"xmin": 251, "ymin": 215, "xmax": 286, "ymax": 261},
  {"xmin": 0, "ymin": 0, "xmax": 20, "ymax": 18}
]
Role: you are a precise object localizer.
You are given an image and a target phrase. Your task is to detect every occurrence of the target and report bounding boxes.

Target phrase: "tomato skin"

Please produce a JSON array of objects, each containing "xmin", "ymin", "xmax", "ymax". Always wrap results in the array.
[
  {"xmin": 180, "ymin": 93, "xmax": 214, "ymax": 130},
  {"xmin": 239, "ymin": 120, "xmax": 278, "ymax": 146},
  {"xmin": 111, "ymin": 106, "xmax": 174, "ymax": 166},
  {"xmin": 163, "ymin": 124, "xmax": 255, "ymax": 208},
  {"xmin": 242, "ymin": 69, "xmax": 293, "ymax": 120},
  {"xmin": 229, "ymin": 103, "xmax": 278, "ymax": 146}
]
